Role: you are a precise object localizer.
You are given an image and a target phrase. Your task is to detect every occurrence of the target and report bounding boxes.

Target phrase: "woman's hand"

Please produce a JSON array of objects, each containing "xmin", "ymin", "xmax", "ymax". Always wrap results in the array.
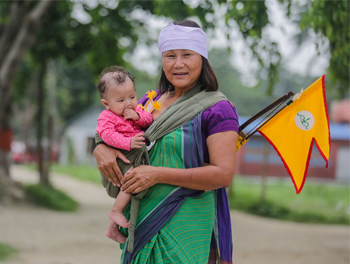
[
  {"xmin": 121, "ymin": 131, "xmax": 237, "ymax": 191},
  {"xmin": 93, "ymin": 144, "xmax": 130, "ymax": 187},
  {"xmin": 121, "ymin": 165, "xmax": 159, "ymax": 194}
]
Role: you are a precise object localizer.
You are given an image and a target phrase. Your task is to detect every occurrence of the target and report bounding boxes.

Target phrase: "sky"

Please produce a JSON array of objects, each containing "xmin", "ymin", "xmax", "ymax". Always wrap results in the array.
[{"xmin": 71, "ymin": 0, "xmax": 330, "ymax": 87}]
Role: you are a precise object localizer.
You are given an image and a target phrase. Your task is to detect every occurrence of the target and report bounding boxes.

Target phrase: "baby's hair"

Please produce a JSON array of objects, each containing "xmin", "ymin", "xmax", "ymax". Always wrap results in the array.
[{"xmin": 97, "ymin": 65, "xmax": 135, "ymax": 99}]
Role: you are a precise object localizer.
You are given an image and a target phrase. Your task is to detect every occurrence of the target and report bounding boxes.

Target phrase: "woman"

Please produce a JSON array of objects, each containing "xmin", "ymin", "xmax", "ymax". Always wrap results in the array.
[{"xmin": 94, "ymin": 20, "xmax": 239, "ymax": 264}]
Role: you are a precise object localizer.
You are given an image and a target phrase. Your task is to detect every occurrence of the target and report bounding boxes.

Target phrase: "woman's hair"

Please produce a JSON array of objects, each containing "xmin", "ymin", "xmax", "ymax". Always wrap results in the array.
[
  {"xmin": 97, "ymin": 65, "xmax": 135, "ymax": 99},
  {"xmin": 157, "ymin": 20, "xmax": 218, "ymax": 92}
]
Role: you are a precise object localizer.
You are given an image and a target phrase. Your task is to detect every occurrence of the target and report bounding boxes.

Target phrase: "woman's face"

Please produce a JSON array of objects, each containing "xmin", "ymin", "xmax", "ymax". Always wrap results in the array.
[{"xmin": 162, "ymin": 49, "xmax": 202, "ymax": 92}]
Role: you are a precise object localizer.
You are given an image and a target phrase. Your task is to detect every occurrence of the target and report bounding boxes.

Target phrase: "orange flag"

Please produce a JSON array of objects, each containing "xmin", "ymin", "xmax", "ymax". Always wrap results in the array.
[{"xmin": 258, "ymin": 75, "xmax": 331, "ymax": 193}]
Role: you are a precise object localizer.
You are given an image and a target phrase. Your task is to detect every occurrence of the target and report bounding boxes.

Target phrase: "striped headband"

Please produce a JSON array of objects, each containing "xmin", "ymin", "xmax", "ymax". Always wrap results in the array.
[{"xmin": 158, "ymin": 23, "xmax": 208, "ymax": 59}]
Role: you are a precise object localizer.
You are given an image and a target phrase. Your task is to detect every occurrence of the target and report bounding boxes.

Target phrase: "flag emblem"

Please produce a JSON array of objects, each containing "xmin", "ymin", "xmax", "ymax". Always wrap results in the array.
[
  {"xmin": 258, "ymin": 75, "xmax": 330, "ymax": 193},
  {"xmin": 295, "ymin": 111, "xmax": 315, "ymax": 130}
]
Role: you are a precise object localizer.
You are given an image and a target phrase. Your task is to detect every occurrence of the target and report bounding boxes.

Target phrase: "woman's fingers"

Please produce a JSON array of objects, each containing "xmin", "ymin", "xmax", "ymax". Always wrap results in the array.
[
  {"xmin": 121, "ymin": 174, "xmax": 138, "ymax": 192},
  {"xmin": 123, "ymin": 179, "xmax": 147, "ymax": 194},
  {"xmin": 99, "ymin": 162, "xmax": 119, "ymax": 187},
  {"xmin": 125, "ymin": 165, "xmax": 134, "ymax": 175},
  {"xmin": 116, "ymin": 151, "xmax": 130, "ymax": 164},
  {"xmin": 94, "ymin": 144, "xmax": 117, "ymax": 185},
  {"xmin": 101, "ymin": 155, "xmax": 122, "ymax": 187},
  {"xmin": 122, "ymin": 169, "xmax": 134, "ymax": 184},
  {"xmin": 132, "ymin": 186, "xmax": 144, "ymax": 194},
  {"xmin": 121, "ymin": 165, "xmax": 157, "ymax": 193},
  {"xmin": 109, "ymin": 167, "xmax": 121, "ymax": 187},
  {"xmin": 113, "ymin": 150, "xmax": 131, "ymax": 184},
  {"xmin": 94, "ymin": 144, "xmax": 130, "ymax": 186},
  {"xmin": 99, "ymin": 167, "xmax": 114, "ymax": 184},
  {"xmin": 96, "ymin": 158, "xmax": 116, "ymax": 186},
  {"xmin": 110, "ymin": 163, "xmax": 123, "ymax": 186}
]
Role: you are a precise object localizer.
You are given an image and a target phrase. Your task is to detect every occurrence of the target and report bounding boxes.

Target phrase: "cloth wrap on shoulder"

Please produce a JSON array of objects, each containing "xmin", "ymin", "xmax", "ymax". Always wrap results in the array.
[{"xmin": 95, "ymin": 84, "xmax": 227, "ymax": 253}]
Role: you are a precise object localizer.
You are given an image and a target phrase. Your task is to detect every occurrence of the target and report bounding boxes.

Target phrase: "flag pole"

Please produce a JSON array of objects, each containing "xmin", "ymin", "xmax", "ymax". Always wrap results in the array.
[{"xmin": 238, "ymin": 91, "xmax": 295, "ymax": 143}]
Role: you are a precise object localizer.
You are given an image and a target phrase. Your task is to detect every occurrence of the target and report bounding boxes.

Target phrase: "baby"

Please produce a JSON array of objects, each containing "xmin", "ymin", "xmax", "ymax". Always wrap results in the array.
[{"xmin": 96, "ymin": 66, "xmax": 153, "ymax": 243}]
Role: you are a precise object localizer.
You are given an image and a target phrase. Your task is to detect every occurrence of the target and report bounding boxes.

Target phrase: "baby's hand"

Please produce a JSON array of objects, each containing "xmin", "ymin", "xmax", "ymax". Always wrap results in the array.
[
  {"xmin": 130, "ymin": 133, "xmax": 145, "ymax": 149},
  {"xmin": 123, "ymin": 109, "xmax": 140, "ymax": 121}
]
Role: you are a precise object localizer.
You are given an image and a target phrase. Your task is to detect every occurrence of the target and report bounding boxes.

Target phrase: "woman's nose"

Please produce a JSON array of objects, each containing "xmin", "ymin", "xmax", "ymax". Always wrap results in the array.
[{"xmin": 174, "ymin": 57, "xmax": 184, "ymax": 68}]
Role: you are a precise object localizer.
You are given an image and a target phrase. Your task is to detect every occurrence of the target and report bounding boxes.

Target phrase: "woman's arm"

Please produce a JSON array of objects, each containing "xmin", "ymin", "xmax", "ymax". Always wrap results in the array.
[
  {"xmin": 121, "ymin": 130, "xmax": 238, "ymax": 193},
  {"xmin": 93, "ymin": 144, "xmax": 131, "ymax": 187}
]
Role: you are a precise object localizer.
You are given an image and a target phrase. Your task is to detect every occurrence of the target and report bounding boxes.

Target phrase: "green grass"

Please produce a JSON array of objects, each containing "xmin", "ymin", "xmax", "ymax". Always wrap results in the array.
[
  {"xmin": 26, "ymin": 163, "xmax": 101, "ymax": 185},
  {"xmin": 0, "ymin": 243, "xmax": 17, "ymax": 261},
  {"xmin": 25, "ymin": 164, "xmax": 350, "ymax": 224},
  {"xmin": 229, "ymin": 177, "xmax": 350, "ymax": 225},
  {"xmin": 25, "ymin": 184, "xmax": 79, "ymax": 212},
  {"xmin": 51, "ymin": 164, "xmax": 101, "ymax": 184}
]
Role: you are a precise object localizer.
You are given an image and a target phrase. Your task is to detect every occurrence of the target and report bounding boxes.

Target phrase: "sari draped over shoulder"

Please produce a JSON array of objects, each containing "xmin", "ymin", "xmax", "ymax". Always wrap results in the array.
[{"xmin": 118, "ymin": 86, "xmax": 234, "ymax": 264}]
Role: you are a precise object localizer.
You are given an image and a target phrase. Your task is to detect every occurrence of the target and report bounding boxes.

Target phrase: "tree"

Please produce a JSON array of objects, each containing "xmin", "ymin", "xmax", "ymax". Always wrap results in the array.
[
  {"xmin": 224, "ymin": 0, "xmax": 349, "ymax": 96},
  {"xmin": 0, "ymin": 1, "xmax": 54, "ymax": 203},
  {"xmin": 297, "ymin": 0, "xmax": 349, "ymax": 97},
  {"xmin": 1, "ymin": 0, "xmax": 349, "ymax": 202},
  {"xmin": 0, "ymin": 0, "xmax": 216, "ymax": 202}
]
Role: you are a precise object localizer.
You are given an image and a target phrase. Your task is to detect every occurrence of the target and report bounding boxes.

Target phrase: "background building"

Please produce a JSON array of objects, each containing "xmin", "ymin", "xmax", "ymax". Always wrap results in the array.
[{"xmin": 59, "ymin": 106, "xmax": 103, "ymax": 165}]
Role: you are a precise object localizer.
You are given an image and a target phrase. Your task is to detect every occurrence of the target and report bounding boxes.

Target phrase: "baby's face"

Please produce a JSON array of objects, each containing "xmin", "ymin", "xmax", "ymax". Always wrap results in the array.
[{"xmin": 104, "ymin": 77, "xmax": 138, "ymax": 116}]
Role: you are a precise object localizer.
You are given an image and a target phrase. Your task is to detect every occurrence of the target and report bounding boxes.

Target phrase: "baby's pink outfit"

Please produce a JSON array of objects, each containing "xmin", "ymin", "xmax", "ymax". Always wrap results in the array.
[{"xmin": 96, "ymin": 106, "xmax": 153, "ymax": 151}]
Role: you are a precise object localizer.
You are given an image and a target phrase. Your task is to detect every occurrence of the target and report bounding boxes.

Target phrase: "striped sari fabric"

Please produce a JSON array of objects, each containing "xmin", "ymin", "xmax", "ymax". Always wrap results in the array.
[{"xmin": 120, "ymin": 113, "xmax": 233, "ymax": 264}]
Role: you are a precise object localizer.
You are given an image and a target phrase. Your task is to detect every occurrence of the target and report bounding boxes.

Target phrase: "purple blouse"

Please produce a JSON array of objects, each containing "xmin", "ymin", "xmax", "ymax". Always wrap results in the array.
[{"xmin": 139, "ymin": 91, "xmax": 239, "ymax": 163}]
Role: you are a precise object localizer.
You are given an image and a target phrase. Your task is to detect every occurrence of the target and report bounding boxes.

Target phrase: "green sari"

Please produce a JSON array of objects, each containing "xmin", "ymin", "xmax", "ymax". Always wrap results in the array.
[
  {"xmin": 97, "ymin": 85, "xmax": 233, "ymax": 263},
  {"xmin": 120, "ymin": 115, "xmax": 215, "ymax": 263}
]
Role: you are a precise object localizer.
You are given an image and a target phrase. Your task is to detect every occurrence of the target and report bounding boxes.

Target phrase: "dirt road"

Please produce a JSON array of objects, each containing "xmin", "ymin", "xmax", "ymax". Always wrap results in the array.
[{"xmin": 0, "ymin": 166, "xmax": 348, "ymax": 264}]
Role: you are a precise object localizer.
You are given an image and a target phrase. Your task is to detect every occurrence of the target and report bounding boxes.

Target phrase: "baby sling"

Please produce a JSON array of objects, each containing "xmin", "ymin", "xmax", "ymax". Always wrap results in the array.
[{"xmin": 95, "ymin": 84, "xmax": 227, "ymax": 253}]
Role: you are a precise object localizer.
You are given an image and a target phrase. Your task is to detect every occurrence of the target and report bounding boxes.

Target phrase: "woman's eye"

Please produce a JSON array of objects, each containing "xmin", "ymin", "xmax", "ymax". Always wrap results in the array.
[
  {"xmin": 184, "ymin": 53, "xmax": 191, "ymax": 56},
  {"xmin": 167, "ymin": 54, "xmax": 175, "ymax": 58}
]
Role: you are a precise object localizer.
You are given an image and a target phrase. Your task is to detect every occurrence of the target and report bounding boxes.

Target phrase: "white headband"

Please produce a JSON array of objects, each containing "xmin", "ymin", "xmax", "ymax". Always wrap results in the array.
[{"xmin": 158, "ymin": 23, "xmax": 208, "ymax": 59}]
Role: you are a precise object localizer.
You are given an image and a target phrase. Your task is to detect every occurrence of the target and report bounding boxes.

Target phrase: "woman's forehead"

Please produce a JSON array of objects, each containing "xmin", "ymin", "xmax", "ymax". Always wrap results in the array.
[{"xmin": 163, "ymin": 49, "xmax": 198, "ymax": 54}]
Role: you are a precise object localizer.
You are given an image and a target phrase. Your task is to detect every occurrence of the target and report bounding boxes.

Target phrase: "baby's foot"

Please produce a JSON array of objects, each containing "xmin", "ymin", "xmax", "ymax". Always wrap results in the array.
[
  {"xmin": 109, "ymin": 210, "xmax": 130, "ymax": 228},
  {"xmin": 106, "ymin": 219, "xmax": 127, "ymax": 244}
]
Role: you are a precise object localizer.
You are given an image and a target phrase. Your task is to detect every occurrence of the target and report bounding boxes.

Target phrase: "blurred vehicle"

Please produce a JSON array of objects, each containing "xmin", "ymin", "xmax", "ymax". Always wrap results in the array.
[{"xmin": 10, "ymin": 141, "xmax": 27, "ymax": 164}]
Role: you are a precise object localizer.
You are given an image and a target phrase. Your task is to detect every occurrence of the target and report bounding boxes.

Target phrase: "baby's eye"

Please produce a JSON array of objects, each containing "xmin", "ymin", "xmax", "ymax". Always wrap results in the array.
[
  {"xmin": 118, "ymin": 100, "xmax": 124, "ymax": 102},
  {"xmin": 131, "ymin": 96, "xmax": 135, "ymax": 99}
]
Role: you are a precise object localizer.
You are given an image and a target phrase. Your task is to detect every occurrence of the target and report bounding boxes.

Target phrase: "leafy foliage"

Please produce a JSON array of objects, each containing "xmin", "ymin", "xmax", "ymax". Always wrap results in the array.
[
  {"xmin": 283, "ymin": 0, "xmax": 349, "ymax": 97},
  {"xmin": 9, "ymin": 0, "xmax": 349, "ymax": 119},
  {"xmin": 5, "ymin": 0, "xmax": 350, "ymax": 111},
  {"xmin": 225, "ymin": 1, "xmax": 281, "ymax": 94},
  {"xmin": 208, "ymin": 49, "xmax": 317, "ymax": 116}
]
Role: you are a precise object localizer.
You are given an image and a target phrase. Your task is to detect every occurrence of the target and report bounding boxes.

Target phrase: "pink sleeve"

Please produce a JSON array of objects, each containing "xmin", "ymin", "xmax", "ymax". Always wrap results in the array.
[
  {"xmin": 134, "ymin": 105, "xmax": 153, "ymax": 128},
  {"xmin": 96, "ymin": 110, "xmax": 131, "ymax": 151}
]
